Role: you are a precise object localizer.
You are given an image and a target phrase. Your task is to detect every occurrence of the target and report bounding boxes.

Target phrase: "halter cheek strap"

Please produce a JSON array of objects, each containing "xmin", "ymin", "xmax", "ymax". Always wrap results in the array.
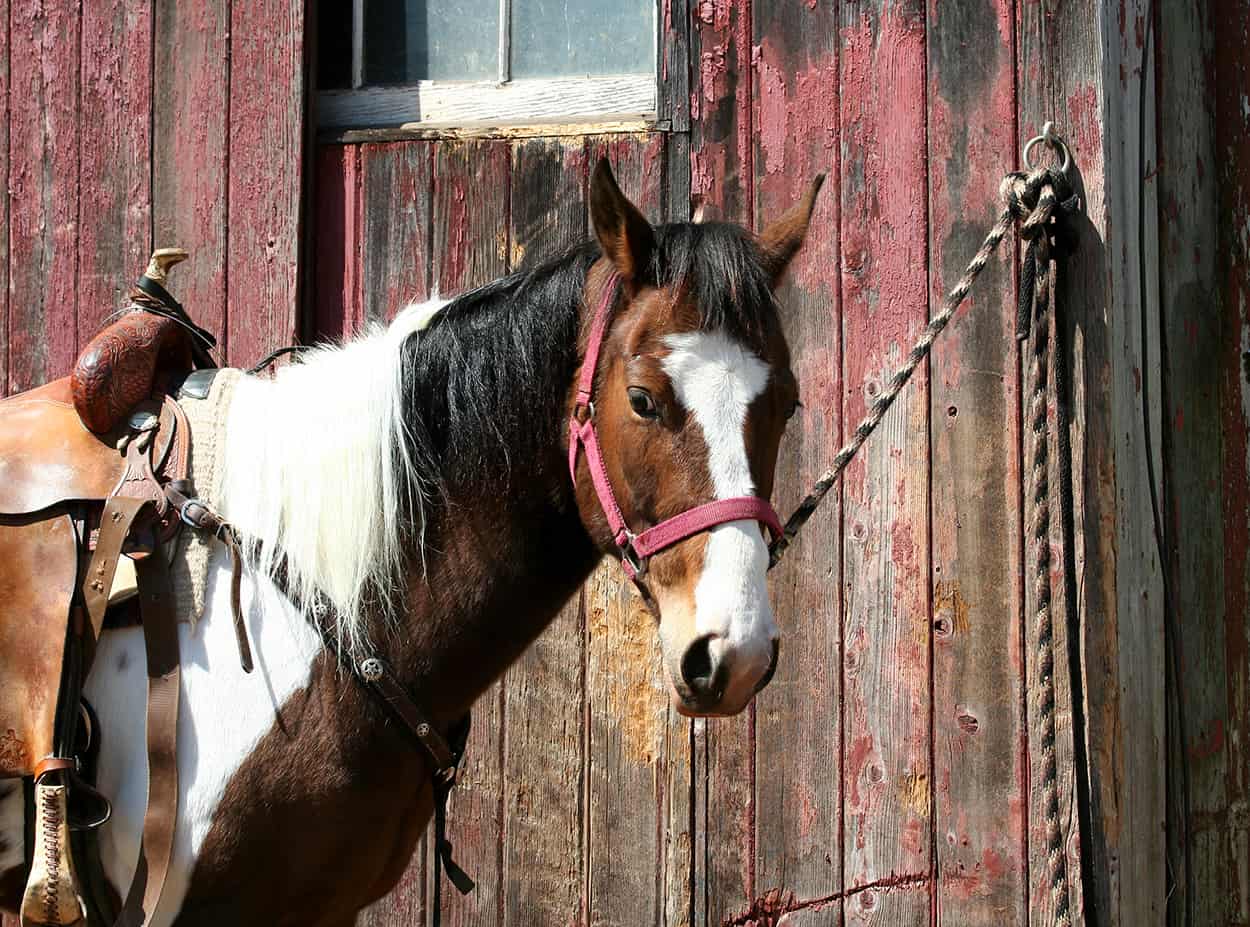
[{"xmin": 568, "ymin": 273, "xmax": 784, "ymax": 579}]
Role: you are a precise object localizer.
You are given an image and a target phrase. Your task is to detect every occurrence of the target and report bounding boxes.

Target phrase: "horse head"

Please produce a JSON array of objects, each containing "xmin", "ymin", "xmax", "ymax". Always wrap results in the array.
[{"xmin": 572, "ymin": 160, "xmax": 823, "ymax": 717}]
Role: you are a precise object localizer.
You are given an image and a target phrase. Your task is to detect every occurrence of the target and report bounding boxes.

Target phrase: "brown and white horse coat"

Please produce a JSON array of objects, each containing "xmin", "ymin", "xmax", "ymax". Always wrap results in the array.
[{"xmin": 0, "ymin": 162, "xmax": 820, "ymax": 925}]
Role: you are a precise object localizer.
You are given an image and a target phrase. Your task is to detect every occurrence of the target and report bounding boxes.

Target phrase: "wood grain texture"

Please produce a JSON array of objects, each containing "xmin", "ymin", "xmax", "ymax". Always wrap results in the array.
[
  {"xmin": 582, "ymin": 133, "xmax": 692, "ymax": 927},
  {"xmin": 313, "ymin": 145, "xmax": 363, "ymax": 343},
  {"xmin": 838, "ymin": 3, "xmax": 932, "ymax": 923},
  {"xmin": 431, "ymin": 139, "xmax": 511, "ymax": 927},
  {"xmin": 8, "ymin": 0, "xmax": 81, "ymax": 391},
  {"xmin": 750, "ymin": 2, "xmax": 842, "ymax": 922},
  {"xmin": 658, "ymin": 0, "xmax": 690, "ymax": 134},
  {"xmin": 689, "ymin": 0, "xmax": 753, "ymax": 223},
  {"xmin": 319, "ymin": 76, "xmax": 657, "ymax": 131},
  {"xmin": 1097, "ymin": 1, "xmax": 1166, "ymax": 923},
  {"xmin": 353, "ymin": 141, "xmax": 434, "ymax": 927},
  {"xmin": 1154, "ymin": 4, "xmax": 1231, "ymax": 923},
  {"xmin": 925, "ymin": 1, "xmax": 1026, "ymax": 924},
  {"xmin": 1014, "ymin": 4, "xmax": 1103, "ymax": 924},
  {"xmin": 77, "ymin": 0, "xmax": 152, "ymax": 338},
  {"xmin": 0, "ymin": 0, "xmax": 9, "ymax": 398},
  {"xmin": 361, "ymin": 141, "xmax": 433, "ymax": 323},
  {"xmin": 686, "ymin": 7, "xmax": 762, "ymax": 923},
  {"xmin": 226, "ymin": 0, "xmax": 305, "ymax": 365},
  {"xmin": 500, "ymin": 136, "xmax": 588, "ymax": 927},
  {"xmin": 1213, "ymin": 0, "xmax": 1250, "ymax": 922},
  {"xmin": 152, "ymin": 0, "xmax": 230, "ymax": 355}
]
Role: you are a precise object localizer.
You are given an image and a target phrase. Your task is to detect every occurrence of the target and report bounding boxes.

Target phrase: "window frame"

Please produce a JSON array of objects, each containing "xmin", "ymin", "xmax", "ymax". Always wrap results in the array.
[{"xmin": 317, "ymin": 0, "xmax": 661, "ymax": 132}]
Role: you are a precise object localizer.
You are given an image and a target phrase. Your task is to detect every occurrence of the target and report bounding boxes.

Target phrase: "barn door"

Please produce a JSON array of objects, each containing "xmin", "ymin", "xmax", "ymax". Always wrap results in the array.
[{"xmin": 307, "ymin": 2, "xmax": 1042, "ymax": 925}]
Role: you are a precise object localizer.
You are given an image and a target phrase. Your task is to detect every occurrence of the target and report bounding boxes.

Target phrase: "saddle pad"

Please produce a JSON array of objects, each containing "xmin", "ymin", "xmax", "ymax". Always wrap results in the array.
[{"xmin": 169, "ymin": 368, "xmax": 243, "ymax": 626}]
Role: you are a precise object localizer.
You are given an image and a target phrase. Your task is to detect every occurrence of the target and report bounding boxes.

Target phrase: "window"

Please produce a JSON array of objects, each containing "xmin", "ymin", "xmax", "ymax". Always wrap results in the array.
[{"xmin": 318, "ymin": 0, "xmax": 658, "ymax": 131}]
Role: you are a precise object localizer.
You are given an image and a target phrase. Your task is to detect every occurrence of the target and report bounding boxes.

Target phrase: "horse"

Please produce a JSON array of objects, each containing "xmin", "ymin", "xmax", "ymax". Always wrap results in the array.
[{"xmin": 0, "ymin": 159, "xmax": 821, "ymax": 925}]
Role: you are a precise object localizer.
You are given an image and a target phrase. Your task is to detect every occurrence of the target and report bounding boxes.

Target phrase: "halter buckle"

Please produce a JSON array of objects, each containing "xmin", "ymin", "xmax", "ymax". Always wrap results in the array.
[
  {"xmin": 573, "ymin": 399, "xmax": 595, "ymax": 425},
  {"xmin": 620, "ymin": 534, "xmax": 648, "ymax": 578}
]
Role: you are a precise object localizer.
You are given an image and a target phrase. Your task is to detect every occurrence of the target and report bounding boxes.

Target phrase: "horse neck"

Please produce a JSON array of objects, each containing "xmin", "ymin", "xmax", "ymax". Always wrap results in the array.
[
  {"xmin": 393, "ymin": 472, "xmax": 600, "ymax": 722},
  {"xmin": 385, "ymin": 350, "xmax": 602, "ymax": 723}
]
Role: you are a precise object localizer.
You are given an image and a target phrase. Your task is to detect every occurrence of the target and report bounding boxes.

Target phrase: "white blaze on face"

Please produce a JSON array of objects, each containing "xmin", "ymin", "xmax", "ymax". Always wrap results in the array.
[{"xmin": 660, "ymin": 330, "xmax": 776, "ymax": 691}]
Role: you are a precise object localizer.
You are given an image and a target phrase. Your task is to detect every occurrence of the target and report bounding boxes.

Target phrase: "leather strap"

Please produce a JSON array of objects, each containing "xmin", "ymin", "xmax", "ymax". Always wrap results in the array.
[
  {"xmin": 111, "ymin": 531, "xmax": 181, "ymax": 927},
  {"xmin": 33, "ymin": 756, "xmax": 77, "ymax": 781},
  {"xmin": 162, "ymin": 481, "xmax": 254, "ymax": 673},
  {"xmin": 307, "ymin": 617, "xmax": 474, "ymax": 913},
  {"xmin": 357, "ymin": 657, "xmax": 457, "ymax": 774},
  {"xmin": 82, "ymin": 496, "xmax": 155, "ymax": 672}
]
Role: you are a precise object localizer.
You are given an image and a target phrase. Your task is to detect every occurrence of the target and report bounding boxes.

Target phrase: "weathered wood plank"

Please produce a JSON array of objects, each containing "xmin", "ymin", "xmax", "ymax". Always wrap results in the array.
[
  {"xmin": 658, "ymin": 0, "xmax": 690, "ymax": 134},
  {"xmin": 312, "ymin": 145, "xmax": 363, "ymax": 342},
  {"xmin": 8, "ymin": 0, "xmax": 81, "ymax": 391},
  {"xmin": 838, "ymin": 2, "xmax": 932, "ymax": 923},
  {"xmin": 689, "ymin": 0, "xmax": 753, "ymax": 223},
  {"xmin": 0, "ymin": 0, "xmax": 10, "ymax": 398},
  {"xmin": 319, "ymin": 76, "xmax": 656, "ymax": 131},
  {"xmin": 1015, "ymin": 6, "xmax": 1085, "ymax": 925},
  {"xmin": 925, "ymin": 1, "xmax": 1026, "ymax": 924},
  {"xmin": 226, "ymin": 0, "xmax": 305, "ymax": 366},
  {"xmin": 361, "ymin": 142, "xmax": 433, "ymax": 323},
  {"xmin": 750, "ymin": 2, "xmax": 842, "ymax": 923},
  {"xmin": 432, "ymin": 139, "xmax": 511, "ymax": 927},
  {"xmin": 582, "ymin": 133, "xmax": 687, "ymax": 927},
  {"xmin": 77, "ymin": 0, "xmax": 152, "ymax": 338},
  {"xmin": 1017, "ymin": 0, "xmax": 1166, "ymax": 922},
  {"xmin": 152, "ymin": 0, "xmax": 229, "ymax": 355},
  {"xmin": 1155, "ymin": 4, "xmax": 1231, "ymax": 924},
  {"xmin": 687, "ymin": 7, "xmax": 758, "ymax": 923},
  {"xmin": 1101, "ymin": 4, "xmax": 1166, "ymax": 918},
  {"xmin": 500, "ymin": 136, "xmax": 588, "ymax": 927},
  {"xmin": 1213, "ymin": 0, "xmax": 1250, "ymax": 921},
  {"xmin": 353, "ymin": 141, "xmax": 435, "ymax": 927}
]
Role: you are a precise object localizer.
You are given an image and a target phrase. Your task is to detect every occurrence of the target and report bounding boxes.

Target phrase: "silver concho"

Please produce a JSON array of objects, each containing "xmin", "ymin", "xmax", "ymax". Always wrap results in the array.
[{"xmin": 359, "ymin": 658, "xmax": 384, "ymax": 682}]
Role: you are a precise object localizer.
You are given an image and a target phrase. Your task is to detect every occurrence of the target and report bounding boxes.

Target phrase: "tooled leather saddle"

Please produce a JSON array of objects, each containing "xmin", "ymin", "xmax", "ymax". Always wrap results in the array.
[{"xmin": 0, "ymin": 250, "xmax": 250, "ymax": 927}]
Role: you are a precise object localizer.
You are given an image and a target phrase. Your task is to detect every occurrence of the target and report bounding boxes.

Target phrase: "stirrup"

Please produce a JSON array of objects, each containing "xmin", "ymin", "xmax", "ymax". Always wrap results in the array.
[{"xmin": 20, "ymin": 778, "xmax": 87, "ymax": 926}]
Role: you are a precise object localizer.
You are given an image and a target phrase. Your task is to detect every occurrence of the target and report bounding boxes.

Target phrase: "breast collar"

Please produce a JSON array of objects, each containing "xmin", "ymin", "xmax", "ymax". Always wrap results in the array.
[{"xmin": 567, "ymin": 272, "xmax": 783, "ymax": 581}]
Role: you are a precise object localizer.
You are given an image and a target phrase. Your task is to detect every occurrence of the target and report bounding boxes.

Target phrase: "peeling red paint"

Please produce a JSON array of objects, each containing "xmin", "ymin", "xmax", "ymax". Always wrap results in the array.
[
  {"xmin": 1190, "ymin": 718, "xmax": 1226, "ymax": 761},
  {"xmin": 1066, "ymin": 84, "xmax": 1102, "ymax": 164}
]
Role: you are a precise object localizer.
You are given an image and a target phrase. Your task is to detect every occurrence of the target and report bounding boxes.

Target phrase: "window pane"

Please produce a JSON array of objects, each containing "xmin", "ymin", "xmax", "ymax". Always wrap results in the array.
[
  {"xmin": 511, "ymin": 0, "xmax": 654, "ymax": 79},
  {"xmin": 317, "ymin": 0, "xmax": 353, "ymax": 89},
  {"xmin": 365, "ymin": 0, "xmax": 498, "ymax": 83}
]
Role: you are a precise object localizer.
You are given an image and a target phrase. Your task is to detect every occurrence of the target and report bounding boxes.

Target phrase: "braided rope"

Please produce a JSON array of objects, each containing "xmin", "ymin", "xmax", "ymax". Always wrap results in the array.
[
  {"xmin": 1023, "ymin": 184, "xmax": 1071, "ymax": 924},
  {"xmin": 764, "ymin": 166, "xmax": 1076, "ymax": 920}
]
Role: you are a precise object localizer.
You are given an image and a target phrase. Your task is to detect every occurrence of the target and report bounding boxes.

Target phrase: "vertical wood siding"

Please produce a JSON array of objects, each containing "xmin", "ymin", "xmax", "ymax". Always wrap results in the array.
[
  {"xmin": 0, "ymin": 0, "xmax": 304, "ymax": 403},
  {"xmin": 1, "ymin": 1, "xmax": 1248, "ymax": 925}
]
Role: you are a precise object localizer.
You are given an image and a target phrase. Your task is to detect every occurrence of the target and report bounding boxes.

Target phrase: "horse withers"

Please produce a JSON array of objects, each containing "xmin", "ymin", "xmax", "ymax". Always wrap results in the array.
[{"xmin": 0, "ymin": 159, "xmax": 822, "ymax": 925}]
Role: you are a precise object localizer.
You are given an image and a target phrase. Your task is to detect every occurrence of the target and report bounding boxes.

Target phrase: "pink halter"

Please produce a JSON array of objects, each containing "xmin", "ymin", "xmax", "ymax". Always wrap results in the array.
[{"xmin": 568, "ymin": 273, "xmax": 784, "ymax": 580}]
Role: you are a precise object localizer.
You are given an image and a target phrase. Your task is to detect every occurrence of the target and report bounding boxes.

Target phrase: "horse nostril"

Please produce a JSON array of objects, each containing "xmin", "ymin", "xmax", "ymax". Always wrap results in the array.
[
  {"xmin": 680, "ymin": 634, "xmax": 724, "ymax": 701},
  {"xmin": 755, "ymin": 639, "xmax": 780, "ymax": 694}
]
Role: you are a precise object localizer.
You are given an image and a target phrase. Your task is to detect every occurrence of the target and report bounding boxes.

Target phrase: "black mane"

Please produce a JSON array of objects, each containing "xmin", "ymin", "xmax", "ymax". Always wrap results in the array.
[{"xmin": 400, "ymin": 221, "xmax": 778, "ymax": 498}]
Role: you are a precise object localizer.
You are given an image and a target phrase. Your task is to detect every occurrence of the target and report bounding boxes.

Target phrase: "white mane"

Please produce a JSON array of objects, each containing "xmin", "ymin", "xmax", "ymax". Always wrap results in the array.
[{"xmin": 220, "ymin": 297, "xmax": 448, "ymax": 656}]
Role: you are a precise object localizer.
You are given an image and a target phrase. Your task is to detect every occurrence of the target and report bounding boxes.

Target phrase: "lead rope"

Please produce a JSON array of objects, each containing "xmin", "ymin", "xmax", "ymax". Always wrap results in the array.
[
  {"xmin": 767, "ymin": 133, "xmax": 1077, "ymax": 572},
  {"xmin": 767, "ymin": 130, "xmax": 1082, "ymax": 924},
  {"xmin": 1017, "ymin": 167, "xmax": 1073, "ymax": 925}
]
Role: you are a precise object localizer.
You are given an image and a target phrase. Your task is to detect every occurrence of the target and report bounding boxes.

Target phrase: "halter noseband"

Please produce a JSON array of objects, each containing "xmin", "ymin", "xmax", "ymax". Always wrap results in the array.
[{"xmin": 568, "ymin": 273, "xmax": 784, "ymax": 580}]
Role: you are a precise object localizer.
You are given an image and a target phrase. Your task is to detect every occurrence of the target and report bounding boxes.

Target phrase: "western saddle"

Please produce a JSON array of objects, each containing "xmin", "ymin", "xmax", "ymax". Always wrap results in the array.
[{"xmin": 0, "ymin": 250, "xmax": 250, "ymax": 926}]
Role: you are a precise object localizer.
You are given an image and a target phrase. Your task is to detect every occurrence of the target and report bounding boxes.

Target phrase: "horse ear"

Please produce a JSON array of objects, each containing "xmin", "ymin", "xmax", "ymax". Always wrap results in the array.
[
  {"xmin": 758, "ymin": 173, "xmax": 826, "ymax": 285},
  {"xmin": 590, "ymin": 158, "xmax": 655, "ymax": 284}
]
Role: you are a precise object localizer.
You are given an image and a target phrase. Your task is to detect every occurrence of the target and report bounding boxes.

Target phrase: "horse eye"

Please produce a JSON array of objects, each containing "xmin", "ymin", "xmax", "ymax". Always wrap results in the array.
[{"xmin": 628, "ymin": 387, "xmax": 659, "ymax": 420}]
